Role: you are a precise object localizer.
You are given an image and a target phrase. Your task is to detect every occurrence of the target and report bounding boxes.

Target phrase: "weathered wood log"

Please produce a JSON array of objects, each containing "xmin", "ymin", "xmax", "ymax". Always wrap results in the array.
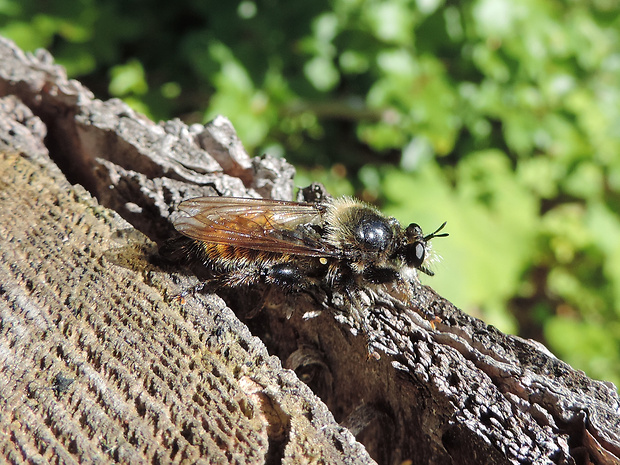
[{"xmin": 0, "ymin": 36, "xmax": 618, "ymax": 465}]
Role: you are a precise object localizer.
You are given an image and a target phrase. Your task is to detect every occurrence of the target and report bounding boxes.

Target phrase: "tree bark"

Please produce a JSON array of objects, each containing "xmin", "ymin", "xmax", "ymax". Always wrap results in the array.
[{"xmin": 0, "ymin": 36, "xmax": 618, "ymax": 465}]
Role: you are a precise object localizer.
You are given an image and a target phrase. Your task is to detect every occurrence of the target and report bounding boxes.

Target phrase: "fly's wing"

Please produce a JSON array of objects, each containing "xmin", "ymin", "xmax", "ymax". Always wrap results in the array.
[{"xmin": 173, "ymin": 197, "xmax": 340, "ymax": 257}]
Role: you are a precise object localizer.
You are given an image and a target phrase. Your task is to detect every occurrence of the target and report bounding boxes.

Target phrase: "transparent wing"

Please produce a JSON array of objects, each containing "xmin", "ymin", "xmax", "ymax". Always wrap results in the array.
[{"xmin": 173, "ymin": 196, "xmax": 340, "ymax": 257}]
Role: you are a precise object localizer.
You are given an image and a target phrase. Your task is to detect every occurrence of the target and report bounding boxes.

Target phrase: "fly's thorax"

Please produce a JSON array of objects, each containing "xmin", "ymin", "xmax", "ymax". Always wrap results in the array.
[{"xmin": 323, "ymin": 197, "xmax": 401, "ymax": 262}]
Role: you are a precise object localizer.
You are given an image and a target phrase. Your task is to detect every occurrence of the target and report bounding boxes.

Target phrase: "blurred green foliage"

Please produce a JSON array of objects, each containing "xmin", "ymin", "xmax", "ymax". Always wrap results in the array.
[{"xmin": 2, "ymin": 0, "xmax": 620, "ymax": 387}]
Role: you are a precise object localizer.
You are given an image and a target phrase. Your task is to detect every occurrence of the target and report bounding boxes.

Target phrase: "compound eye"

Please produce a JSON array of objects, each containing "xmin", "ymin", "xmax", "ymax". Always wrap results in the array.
[
  {"xmin": 405, "ymin": 241, "xmax": 425, "ymax": 268},
  {"xmin": 354, "ymin": 216, "xmax": 393, "ymax": 250}
]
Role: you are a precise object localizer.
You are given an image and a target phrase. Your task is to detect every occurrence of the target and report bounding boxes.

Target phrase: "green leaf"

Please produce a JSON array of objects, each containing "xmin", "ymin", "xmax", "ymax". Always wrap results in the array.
[
  {"xmin": 109, "ymin": 59, "xmax": 148, "ymax": 97},
  {"xmin": 545, "ymin": 317, "xmax": 620, "ymax": 387}
]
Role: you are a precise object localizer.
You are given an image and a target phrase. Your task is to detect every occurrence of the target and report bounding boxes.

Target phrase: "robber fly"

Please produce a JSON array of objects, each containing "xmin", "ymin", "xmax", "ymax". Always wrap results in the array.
[{"xmin": 171, "ymin": 195, "xmax": 447, "ymax": 297}]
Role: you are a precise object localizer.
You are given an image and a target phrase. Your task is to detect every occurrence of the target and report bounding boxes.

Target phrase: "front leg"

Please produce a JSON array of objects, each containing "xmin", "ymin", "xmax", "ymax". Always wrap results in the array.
[{"xmin": 362, "ymin": 266, "xmax": 399, "ymax": 284}]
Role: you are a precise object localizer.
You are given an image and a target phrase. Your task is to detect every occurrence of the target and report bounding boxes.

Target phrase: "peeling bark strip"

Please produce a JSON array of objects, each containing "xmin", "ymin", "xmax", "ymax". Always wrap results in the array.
[{"xmin": 0, "ymin": 36, "xmax": 618, "ymax": 465}]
